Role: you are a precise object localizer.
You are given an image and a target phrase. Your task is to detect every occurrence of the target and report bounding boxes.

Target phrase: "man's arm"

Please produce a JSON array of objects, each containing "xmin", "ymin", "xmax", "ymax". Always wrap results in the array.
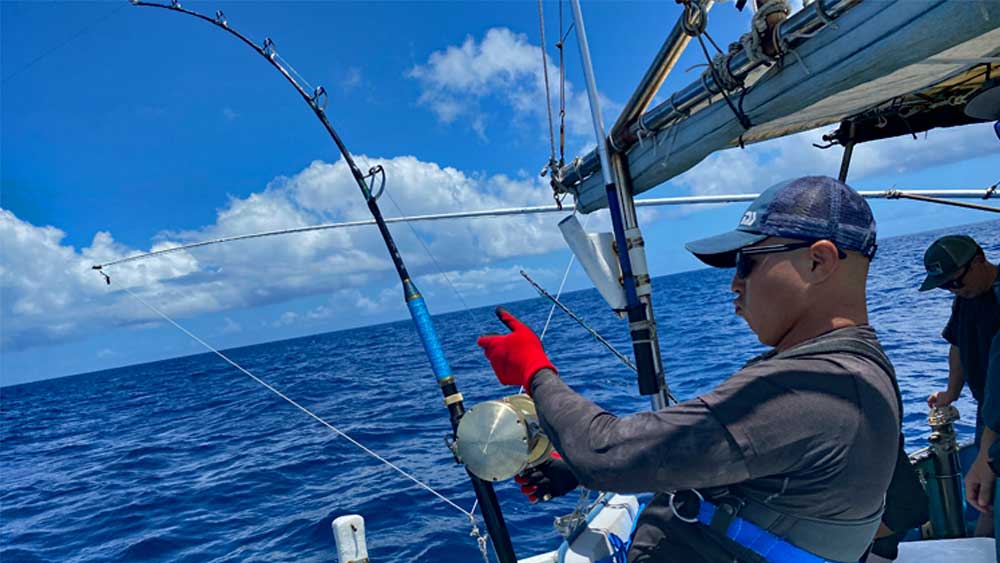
[
  {"xmin": 967, "ymin": 330, "xmax": 1000, "ymax": 514},
  {"xmin": 928, "ymin": 345, "xmax": 965, "ymax": 408},
  {"xmin": 529, "ymin": 370, "xmax": 750, "ymax": 493},
  {"xmin": 966, "ymin": 425, "xmax": 996, "ymax": 514}
]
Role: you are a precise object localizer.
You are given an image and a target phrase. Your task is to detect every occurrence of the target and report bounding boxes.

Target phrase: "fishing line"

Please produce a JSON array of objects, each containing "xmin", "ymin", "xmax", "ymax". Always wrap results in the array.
[
  {"xmin": 110, "ymin": 281, "xmax": 476, "ymax": 521},
  {"xmin": 471, "ymin": 209, "xmax": 592, "ymax": 519},
  {"xmin": 2, "ymin": 3, "xmax": 130, "ymax": 85},
  {"xmin": 373, "ymin": 172, "xmax": 491, "ymax": 339},
  {"xmin": 540, "ymin": 208, "xmax": 593, "ymax": 341}
]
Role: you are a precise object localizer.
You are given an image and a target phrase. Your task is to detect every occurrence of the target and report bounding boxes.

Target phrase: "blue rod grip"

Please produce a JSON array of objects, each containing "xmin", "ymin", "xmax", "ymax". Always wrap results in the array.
[{"xmin": 403, "ymin": 280, "xmax": 452, "ymax": 382}]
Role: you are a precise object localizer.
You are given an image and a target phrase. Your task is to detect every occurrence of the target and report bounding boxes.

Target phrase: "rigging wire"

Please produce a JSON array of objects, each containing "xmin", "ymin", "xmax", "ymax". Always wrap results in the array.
[
  {"xmin": 110, "ymin": 281, "xmax": 476, "ymax": 521},
  {"xmin": 538, "ymin": 0, "xmax": 557, "ymax": 167},
  {"xmin": 557, "ymin": 3, "xmax": 574, "ymax": 168},
  {"xmin": 540, "ymin": 209, "xmax": 592, "ymax": 341}
]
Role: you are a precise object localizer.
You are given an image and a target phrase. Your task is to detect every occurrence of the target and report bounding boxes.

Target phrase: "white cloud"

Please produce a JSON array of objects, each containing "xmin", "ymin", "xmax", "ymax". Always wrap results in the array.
[
  {"xmin": 1, "ymin": 154, "xmax": 571, "ymax": 353},
  {"xmin": 408, "ymin": 27, "xmax": 609, "ymax": 142},
  {"xmin": 670, "ymin": 122, "xmax": 999, "ymax": 200},
  {"xmin": 221, "ymin": 317, "xmax": 242, "ymax": 334},
  {"xmin": 343, "ymin": 67, "xmax": 362, "ymax": 91}
]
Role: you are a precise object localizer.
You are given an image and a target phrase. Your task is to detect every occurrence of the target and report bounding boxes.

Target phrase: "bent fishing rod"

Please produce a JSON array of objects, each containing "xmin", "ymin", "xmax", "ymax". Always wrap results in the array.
[{"xmin": 125, "ymin": 2, "xmax": 517, "ymax": 560}]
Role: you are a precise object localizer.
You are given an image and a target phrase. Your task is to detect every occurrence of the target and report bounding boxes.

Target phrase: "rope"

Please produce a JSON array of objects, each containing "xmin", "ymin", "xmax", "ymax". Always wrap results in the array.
[
  {"xmin": 680, "ymin": 1, "xmax": 707, "ymax": 37},
  {"xmin": 696, "ymin": 35, "xmax": 752, "ymax": 132},
  {"xmin": 110, "ymin": 282, "xmax": 476, "ymax": 519},
  {"xmin": 743, "ymin": 0, "xmax": 791, "ymax": 66}
]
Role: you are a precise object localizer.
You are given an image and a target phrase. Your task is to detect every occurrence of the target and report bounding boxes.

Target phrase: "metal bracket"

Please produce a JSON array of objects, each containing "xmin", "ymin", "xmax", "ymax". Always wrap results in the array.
[
  {"xmin": 444, "ymin": 434, "xmax": 462, "ymax": 464},
  {"xmin": 92, "ymin": 265, "xmax": 111, "ymax": 285},
  {"xmin": 984, "ymin": 181, "xmax": 998, "ymax": 200}
]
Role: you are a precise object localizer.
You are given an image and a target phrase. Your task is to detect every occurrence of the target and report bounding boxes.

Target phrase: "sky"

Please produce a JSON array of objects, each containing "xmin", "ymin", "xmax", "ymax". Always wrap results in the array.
[{"xmin": 2, "ymin": 1, "xmax": 998, "ymax": 386}]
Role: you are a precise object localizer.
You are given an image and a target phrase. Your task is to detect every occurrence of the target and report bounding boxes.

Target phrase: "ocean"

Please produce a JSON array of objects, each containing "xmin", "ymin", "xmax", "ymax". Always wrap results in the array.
[{"xmin": 2, "ymin": 219, "xmax": 998, "ymax": 562}]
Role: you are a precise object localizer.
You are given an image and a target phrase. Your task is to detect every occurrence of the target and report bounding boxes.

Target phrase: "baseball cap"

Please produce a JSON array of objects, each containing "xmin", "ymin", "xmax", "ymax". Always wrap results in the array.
[
  {"xmin": 918, "ymin": 235, "xmax": 980, "ymax": 291},
  {"xmin": 684, "ymin": 176, "xmax": 878, "ymax": 267}
]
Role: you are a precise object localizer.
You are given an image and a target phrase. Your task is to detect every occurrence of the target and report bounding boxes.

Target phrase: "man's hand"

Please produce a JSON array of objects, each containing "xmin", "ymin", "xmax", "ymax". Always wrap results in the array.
[
  {"xmin": 477, "ymin": 307, "xmax": 556, "ymax": 392},
  {"xmin": 927, "ymin": 390, "xmax": 957, "ymax": 409},
  {"xmin": 965, "ymin": 454, "xmax": 996, "ymax": 514},
  {"xmin": 514, "ymin": 453, "xmax": 579, "ymax": 503}
]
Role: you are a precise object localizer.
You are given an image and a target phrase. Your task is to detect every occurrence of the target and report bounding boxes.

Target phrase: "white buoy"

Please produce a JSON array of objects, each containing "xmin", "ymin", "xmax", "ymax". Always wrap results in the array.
[{"xmin": 332, "ymin": 515, "xmax": 369, "ymax": 563}]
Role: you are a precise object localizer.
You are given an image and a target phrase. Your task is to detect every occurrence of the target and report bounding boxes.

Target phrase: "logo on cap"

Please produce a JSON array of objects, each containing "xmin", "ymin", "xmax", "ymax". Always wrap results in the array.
[{"xmin": 739, "ymin": 211, "xmax": 757, "ymax": 227}]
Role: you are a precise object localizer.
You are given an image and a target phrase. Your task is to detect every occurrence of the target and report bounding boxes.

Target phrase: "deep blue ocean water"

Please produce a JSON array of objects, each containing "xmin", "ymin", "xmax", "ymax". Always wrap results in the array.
[{"xmin": 3, "ymin": 219, "xmax": 998, "ymax": 562}]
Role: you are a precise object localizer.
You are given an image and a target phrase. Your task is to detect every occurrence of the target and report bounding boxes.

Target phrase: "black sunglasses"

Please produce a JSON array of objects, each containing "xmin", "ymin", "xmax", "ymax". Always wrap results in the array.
[
  {"xmin": 735, "ymin": 240, "xmax": 847, "ymax": 279},
  {"xmin": 939, "ymin": 263, "xmax": 972, "ymax": 290}
]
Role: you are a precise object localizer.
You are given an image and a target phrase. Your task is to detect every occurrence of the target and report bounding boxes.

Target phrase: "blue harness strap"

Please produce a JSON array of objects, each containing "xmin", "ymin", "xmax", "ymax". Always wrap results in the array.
[{"xmin": 697, "ymin": 500, "xmax": 856, "ymax": 563}]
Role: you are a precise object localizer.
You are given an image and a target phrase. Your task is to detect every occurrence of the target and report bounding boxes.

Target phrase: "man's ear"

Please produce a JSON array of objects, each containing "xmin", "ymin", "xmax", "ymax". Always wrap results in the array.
[{"xmin": 806, "ymin": 240, "xmax": 840, "ymax": 282}]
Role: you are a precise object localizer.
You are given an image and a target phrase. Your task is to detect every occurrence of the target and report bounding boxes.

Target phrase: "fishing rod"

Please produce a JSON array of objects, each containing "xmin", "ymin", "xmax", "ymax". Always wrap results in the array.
[
  {"xmin": 885, "ymin": 187, "xmax": 999, "ymax": 213},
  {"xmin": 519, "ymin": 270, "xmax": 681, "ymax": 404},
  {"xmin": 126, "ymin": 2, "xmax": 516, "ymax": 560},
  {"xmin": 520, "ymin": 270, "xmax": 638, "ymax": 373}
]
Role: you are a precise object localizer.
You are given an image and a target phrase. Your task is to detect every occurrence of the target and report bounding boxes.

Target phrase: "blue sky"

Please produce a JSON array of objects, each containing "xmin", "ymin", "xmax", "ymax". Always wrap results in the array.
[{"xmin": 2, "ymin": 1, "xmax": 998, "ymax": 385}]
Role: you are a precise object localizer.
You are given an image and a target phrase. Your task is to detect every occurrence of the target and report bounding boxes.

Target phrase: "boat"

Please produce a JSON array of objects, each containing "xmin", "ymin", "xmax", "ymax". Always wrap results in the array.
[{"xmin": 75, "ymin": 0, "xmax": 1000, "ymax": 561}]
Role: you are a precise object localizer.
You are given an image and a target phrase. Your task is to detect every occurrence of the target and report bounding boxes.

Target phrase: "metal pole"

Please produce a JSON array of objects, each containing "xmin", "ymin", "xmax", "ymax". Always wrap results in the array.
[
  {"xmin": 610, "ymin": 0, "xmax": 714, "ymax": 149},
  {"xmin": 570, "ymin": 0, "xmax": 670, "ymax": 409},
  {"xmin": 92, "ymin": 189, "xmax": 993, "ymax": 270},
  {"xmin": 838, "ymin": 121, "xmax": 856, "ymax": 182}
]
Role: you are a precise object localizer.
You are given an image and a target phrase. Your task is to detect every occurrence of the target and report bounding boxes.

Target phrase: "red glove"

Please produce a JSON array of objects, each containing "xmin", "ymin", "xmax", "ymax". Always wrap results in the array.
[{"xmin": 477, "ymin": 307, "xmax": 556, "ymax": 392}]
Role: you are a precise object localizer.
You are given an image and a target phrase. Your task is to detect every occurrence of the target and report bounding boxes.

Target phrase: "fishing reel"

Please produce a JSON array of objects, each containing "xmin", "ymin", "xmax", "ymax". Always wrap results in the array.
[
  {"xmin": 927, "ymin": 404, "xmax": 961, "ymax": 456},
  {"xmin": 449, "ymin": 395, "xmax": 553, "ymax": 482}
]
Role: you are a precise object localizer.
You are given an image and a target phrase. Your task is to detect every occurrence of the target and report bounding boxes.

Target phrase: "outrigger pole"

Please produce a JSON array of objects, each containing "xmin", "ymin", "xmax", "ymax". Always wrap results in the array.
[
  {"xmin": 128, "ymin": 2, "xmax": 517, "ymax": 561},
  {"xmin": 570, "ymin": 0, "xmax": 671, "ymax": 409},
  {"xmin": 91, "ymin": 189, "xmax": 994, "ymax": 271}
]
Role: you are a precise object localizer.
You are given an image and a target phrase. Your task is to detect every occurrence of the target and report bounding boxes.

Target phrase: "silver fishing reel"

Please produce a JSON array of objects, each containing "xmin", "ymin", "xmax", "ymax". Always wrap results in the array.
[
  {"xmin": 452, "ymin": 394, "xmax": 553, "ymax": 482},
  {"xmin": 927, "ymin": 404, "xmax": 960, "ymax": 430}
]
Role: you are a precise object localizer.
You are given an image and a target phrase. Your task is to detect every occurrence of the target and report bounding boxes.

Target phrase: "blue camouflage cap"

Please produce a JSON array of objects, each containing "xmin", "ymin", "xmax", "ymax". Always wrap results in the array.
[{"xmin": 685, "ymin": 176, "xmax": 878, "ymax": 267}]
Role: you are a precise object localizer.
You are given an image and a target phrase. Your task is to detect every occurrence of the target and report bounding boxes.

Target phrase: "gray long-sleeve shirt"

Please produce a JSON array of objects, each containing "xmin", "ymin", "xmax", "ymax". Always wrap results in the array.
[{"xmin": 529, "ymin": 325, "xmax": 899, "ymax": 526}]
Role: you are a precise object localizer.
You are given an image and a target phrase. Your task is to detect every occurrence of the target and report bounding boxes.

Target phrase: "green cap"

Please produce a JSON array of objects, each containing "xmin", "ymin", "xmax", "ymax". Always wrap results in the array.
[{"xmin": 919, "ymin": 235, "xmax": 980, "ymax": 291}]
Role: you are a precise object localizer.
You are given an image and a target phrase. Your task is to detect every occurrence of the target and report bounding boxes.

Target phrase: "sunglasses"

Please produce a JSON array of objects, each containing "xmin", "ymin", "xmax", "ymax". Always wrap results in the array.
[
  {"xmin": 939, "ymin": 263, "xmax": 972, "ymax": 290},
  {"xmin": 735, "ymin": 240, "xmax": 847, "ymax": 279}
]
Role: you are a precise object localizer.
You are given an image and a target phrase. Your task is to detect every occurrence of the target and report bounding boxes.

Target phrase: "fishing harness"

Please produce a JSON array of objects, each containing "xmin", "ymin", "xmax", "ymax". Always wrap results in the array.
[{"xmin": 663, "ymin": 336, "xmax": 905, "ymax": 563}]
